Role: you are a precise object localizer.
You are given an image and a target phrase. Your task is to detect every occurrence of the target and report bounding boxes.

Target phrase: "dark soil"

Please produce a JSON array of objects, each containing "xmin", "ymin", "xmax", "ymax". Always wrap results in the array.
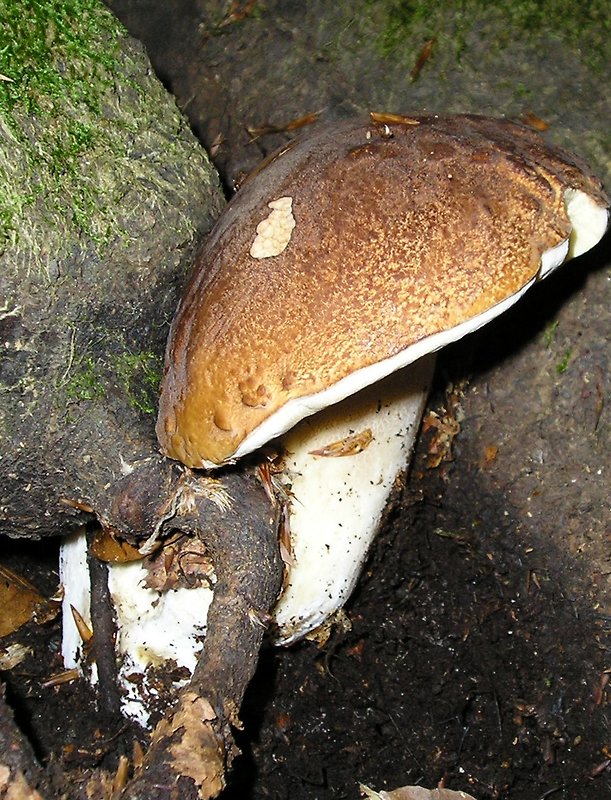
[{"xmin": 1, "ymin": 2, "xmax": 609, "ymax": 799}]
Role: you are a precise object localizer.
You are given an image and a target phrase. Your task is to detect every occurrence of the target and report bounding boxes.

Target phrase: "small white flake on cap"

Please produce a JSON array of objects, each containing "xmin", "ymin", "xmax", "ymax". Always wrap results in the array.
[{"xmin": 250, "ymin": 196, "xmax": 296, "ymax": 259}]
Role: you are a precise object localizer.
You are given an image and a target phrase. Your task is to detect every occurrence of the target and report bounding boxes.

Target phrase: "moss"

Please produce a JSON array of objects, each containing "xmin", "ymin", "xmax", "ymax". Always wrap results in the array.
[
  {"xmin": 543, "ymin": 320, "xmax": 560, "ymax": 348},
  {"xmin": 63, "ymin": 347, "xmax": 163, "ymax": 415},
  {"xmin": 0, "ymin": 1, "xmax": 124, "ymax": 255},
  {"xmin": 499, "ymin": 0, "xmax": 608, "ymax": 48},
  {"xmin": 0, "ymin": 0, "xmax": 211, "ymax": 277},
  {"xmin": 363, "ymin": 0, "xmax": 609, "ymax": 70},
  {"xmin": 513, "ymin": 82, "xmax": 534, "ymax": 100},
  {"xmin": 556, "ymin": 348, "xmax": 572, "ymax": 375},
  {"xmin": 113, "ymin": 351, "xmax": 163, "ymax": 415},
  {"xmin": 64, "ymin": 356, "xmax": 105, "ymax": 402},
  {"xmin": 542, "ymin": 324, "xmax": 573, "ymax": 375},
  {"xmin": 0, "ymin": 0, "xmax": 121, "ymax": 117},
  {"xmin": 365, "ymin": 0, "xmax": 435, "ymax": 57}
]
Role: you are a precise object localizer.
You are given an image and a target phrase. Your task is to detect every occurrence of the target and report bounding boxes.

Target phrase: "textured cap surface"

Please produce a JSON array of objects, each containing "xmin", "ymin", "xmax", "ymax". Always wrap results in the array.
[{"xmin": 157, "ymin": 114, "xmax": 609, "ymax": 467}]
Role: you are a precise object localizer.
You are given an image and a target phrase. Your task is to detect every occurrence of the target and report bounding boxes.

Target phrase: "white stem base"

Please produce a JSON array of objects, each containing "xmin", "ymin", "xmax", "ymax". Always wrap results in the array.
[{"xmin": 60, "ymin": 534, "xmax": 213, "ymax": 727}]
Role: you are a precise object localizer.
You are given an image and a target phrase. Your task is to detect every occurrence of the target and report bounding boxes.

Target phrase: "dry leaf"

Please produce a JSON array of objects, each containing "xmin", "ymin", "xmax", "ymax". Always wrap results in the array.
[
  {"xmin": 308, "ymin": 428, "xmax": 373, "ymax": 457},
  {"xmin": 144, "ymin": 534, "xmax": 215, "ymax": 592},
  {"xmin": 360, "ymin": 784, "xmax": 478, "ymax": 800},
  {"xmin": 151, "ymin": 691, "xmax": 225, "ymax": 796},
  {"xmin": 0, "ymin": 566, "xmax": 47, "ymax": 637},
  {"xmin": 518, "ymin": 111, "xmax": 550, "ymax": 131},
  {"xmin": 410, "ymin": 38, "xmax": 436, "ymax": 81},
  {"xmin": 370, "ymin": 112, "xmax": 421, "ymax": 126},
  {"xmin": 0, "ymin": 764, "xmax": 44, "ymax": 799},
  {"xmin": 91, "ymin": 528, "xmax": 143, "ymax": 563},
  {"xmin": 247, "ymin": 110, "xmax": 321, "ymax": 140},
  {"xmin": 482, "ymin": 443, "xmax": 499, "ymax": 465},
  {"xmin": 41, "ymin": 668, "xmax": 80, "ymax": 688},
  {"xmin": 0, "ymin": 643, "xmax": 31, "ymax": 670}
]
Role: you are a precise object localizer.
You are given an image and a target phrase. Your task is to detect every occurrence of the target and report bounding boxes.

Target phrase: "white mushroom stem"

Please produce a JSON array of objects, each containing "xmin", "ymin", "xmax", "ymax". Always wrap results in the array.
[
  {"xmin": 60, "ymin": 531, "xmax": 97, "ymax": 681},
  {"xmin": 272, "ymin": 354, "xmax": 435, "ymax": 644},
  {"xmin": 59, "ymin": 355, "xmax": 434, "ymax": 722}
]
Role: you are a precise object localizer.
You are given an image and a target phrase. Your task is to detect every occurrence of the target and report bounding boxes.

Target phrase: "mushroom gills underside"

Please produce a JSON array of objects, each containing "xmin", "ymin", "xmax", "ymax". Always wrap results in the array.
[{"xmin": 59, "ymin": 355, "xmax": 434, "ymax": 722}]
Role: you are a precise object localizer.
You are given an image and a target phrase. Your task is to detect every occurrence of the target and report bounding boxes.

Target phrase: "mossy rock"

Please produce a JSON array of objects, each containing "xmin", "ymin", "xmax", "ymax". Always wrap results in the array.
[{"xmin": 0, "ymin": 0, "xmax": 224, "ymax": 538}]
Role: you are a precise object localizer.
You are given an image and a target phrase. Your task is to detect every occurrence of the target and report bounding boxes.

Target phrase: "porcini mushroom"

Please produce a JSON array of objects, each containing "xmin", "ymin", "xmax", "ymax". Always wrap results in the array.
[
  {"xmin": 156, "ymin": 113, "xmax": 609, "ymax": 469},
  {"xmin": 61, "ymin": 114, "xmax": 609, "ymax": 718},
  {"xmin": 156, "ymin": 113, "xmax": 608, "ymax": 643}
]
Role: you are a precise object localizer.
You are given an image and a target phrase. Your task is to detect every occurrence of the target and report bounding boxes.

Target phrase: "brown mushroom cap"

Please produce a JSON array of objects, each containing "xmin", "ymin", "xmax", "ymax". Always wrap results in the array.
[{"xmin": 157, "ymin": 114, "xmax": 609, "ymax": 468}]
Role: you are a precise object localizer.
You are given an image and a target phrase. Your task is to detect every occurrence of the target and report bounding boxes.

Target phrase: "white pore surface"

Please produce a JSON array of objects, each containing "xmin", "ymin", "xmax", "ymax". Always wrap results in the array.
[
  {"xmin": 564, "ymin": 187, "xmax": 609, "ymax": 258},
  {"xmin": 272, "ymin": 354, "xmax": 435, "ymax": 645},
  {"xmin": 60, "ymin": 534, "xmax": 213, "ymax": 728}
]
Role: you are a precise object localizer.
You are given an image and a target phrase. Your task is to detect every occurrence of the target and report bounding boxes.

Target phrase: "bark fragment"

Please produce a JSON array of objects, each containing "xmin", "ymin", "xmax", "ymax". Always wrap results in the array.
[
  {"xmin": 0, "ymin": 681, "xmax": 46, "ymax": 799},
  {"xmin": 117, "ymin": 469, "xmax": 284, "ymax": 799}
]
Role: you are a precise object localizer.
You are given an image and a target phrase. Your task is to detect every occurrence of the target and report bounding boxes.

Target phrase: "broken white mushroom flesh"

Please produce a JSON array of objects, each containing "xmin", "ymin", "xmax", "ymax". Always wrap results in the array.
[
  {"xmin": 61, "ymin": 114, "xmax": 609, "ymax": 724},
  {"xmin": 60, "ymin": 531, "xmax": 214, "ymax": 728}
]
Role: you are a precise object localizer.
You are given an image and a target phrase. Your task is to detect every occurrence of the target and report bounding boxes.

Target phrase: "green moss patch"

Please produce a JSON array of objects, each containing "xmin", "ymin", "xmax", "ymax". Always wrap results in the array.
[
  {"xmin": 0, "ymin": 0, "xmax": 210, "ymax": 277},
  {"xmin": 365, "ymin": 0, "xmax": 609, "ymax": 70},
  {"xmin": 113, "ymin": 351, "xmax": 163, "ymax": 415},
  {"xmin": 0, "ymin": 0, "xmax": 121, "ymax": 117},
  {"xmin": 64, "ymin": 355, "xmax": 105, "ymax": 403},
  {"xmin": 64, "ymin": 348, "xmax": 163, "ymax": 415},
  {"xmin": 0, "ymin": 1, "xmax": 124, "ymax": 256}
]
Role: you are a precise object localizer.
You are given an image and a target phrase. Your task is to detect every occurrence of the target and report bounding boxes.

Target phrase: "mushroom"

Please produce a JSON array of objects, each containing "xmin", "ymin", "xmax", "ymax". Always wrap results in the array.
[
  {"xmin": 156, "ymin": 113, "xmax": 608, "ymax": 643},
  {"xmin": 61, "ymin": 114, "xmax": 609, "ymax": 718},
  {"xmin": 156, "ymin": 113, "xmax": 609, "ymax": 469}
]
